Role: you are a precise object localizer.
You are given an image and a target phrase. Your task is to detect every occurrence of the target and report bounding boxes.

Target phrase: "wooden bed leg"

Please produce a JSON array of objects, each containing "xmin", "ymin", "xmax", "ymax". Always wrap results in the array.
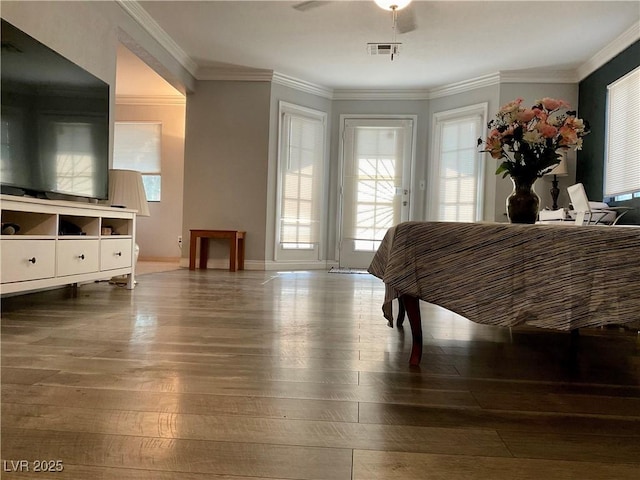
[{"xmin": 400, "ymin": 294, "xmax": 422, "ymax": 366}]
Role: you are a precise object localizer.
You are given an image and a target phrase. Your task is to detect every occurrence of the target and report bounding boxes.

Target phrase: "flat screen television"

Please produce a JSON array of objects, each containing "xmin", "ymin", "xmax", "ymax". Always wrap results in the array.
[{"xmin": 1, "ymin": 18, "xmax": 110, "ymax": 200}]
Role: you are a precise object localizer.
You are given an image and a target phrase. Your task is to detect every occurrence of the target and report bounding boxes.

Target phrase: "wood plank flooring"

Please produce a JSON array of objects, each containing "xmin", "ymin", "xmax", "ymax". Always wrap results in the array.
[{"xmin": 1, "ymin": 268, "xmax": 639, "ymax": 479}]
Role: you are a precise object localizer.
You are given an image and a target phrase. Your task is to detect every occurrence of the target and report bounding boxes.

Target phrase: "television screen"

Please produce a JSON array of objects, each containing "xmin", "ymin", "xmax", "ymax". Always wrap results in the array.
[{"xmin": 1, "ymin": 18, "xmax": 110, "ymax": 200}]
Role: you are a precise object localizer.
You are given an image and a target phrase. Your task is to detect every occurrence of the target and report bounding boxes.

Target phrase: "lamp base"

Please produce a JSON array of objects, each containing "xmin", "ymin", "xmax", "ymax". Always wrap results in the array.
[{"xmin": 550, "ymin": 175, "xmax": 560, "ymax": 210}]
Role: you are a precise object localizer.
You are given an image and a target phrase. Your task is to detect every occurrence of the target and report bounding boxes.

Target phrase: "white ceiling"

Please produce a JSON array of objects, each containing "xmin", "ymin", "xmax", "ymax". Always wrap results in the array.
[{"xmin": 118, "ymin": 0, "xmax": 640, "ymax": 96}]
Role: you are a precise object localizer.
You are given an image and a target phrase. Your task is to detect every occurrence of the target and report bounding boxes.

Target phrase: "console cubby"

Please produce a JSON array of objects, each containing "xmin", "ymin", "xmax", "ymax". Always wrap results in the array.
[
  {"xmin": 1, "ymin": 210, "xmax": 57, "ymax": 237},
  {"xmin": 101, "ymin": 217, "xmax": 133, "ymax": 236},
  {"xmin": 59, "ymin": 214, "xmax": 100, "ymax": 237}
]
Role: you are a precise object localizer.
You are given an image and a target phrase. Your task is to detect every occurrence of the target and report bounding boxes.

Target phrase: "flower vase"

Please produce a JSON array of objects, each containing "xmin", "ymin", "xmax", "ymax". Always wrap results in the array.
[{"xmin": 507, "ymin": 176, "xmax": 540, "ymax": 224}]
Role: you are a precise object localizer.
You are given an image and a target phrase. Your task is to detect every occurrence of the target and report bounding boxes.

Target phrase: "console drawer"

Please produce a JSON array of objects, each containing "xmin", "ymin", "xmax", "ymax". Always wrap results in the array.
[
  {"xmin": 56, "ymin": 239, "xmax": 99, "ymax": 276},
  {"xmin": 1, "ymin": 239, "xmax": 56, "ymax": 283},
  {"xmin": 100, "ymin": 238, "xmax": 133, "ymax": 271}
]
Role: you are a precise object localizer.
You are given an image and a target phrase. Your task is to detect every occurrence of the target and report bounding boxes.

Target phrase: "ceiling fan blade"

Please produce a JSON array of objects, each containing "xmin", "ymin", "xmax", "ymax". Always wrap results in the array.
[
  {"xmin": 397, "ymin": 5, "xmax": 417, "ymax": 33},
  {"xmin": 293, "ymin": 1, "xmax": 331, "ymax": 11}
]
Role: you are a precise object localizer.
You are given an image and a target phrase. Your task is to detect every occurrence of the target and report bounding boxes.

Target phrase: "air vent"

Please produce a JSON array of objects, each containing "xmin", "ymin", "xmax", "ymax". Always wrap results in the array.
[{"xmin": 367, "ymin": 43, "xmax": 401, "ymax": 56}]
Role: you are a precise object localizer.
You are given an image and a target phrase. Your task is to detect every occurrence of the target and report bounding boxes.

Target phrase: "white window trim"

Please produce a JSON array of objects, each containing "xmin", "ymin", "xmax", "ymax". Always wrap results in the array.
[
  {"xmin": 604, "ymin": 65, "xmax": 640, "ymax": 200},
  {"xmin": 336, "ymin": 114, "xmax": 417, "ymax": 261},
  {"xmin": 274, "ymin": 101, "xmax": 328, "ymax": 262},
  {"xmin": 428, "ymin": 103, "xmax": 487, "ymax": 222}
]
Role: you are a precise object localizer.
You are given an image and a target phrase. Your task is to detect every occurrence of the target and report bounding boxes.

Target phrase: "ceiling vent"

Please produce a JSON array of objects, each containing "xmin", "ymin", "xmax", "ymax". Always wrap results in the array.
[
  {"xmin": 367, "ymin": 42, "xmax": 402, "ymax": 61},
  {"xmin": 367, "ymin": 43, "xmax": 401, "ymax": 56}
]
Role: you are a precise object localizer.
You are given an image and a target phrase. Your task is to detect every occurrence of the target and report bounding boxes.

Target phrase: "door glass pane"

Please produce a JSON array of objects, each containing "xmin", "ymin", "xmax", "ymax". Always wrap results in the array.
[{"xmin": 351, "ymin": 129, "xmax": 402, "ymax": 251}]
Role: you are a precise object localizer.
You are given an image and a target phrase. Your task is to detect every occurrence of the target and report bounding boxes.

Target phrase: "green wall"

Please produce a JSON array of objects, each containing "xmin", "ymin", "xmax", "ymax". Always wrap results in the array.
[{"xmin": 578, "ymin": 40, "xmax": 640, "ymax": 224}]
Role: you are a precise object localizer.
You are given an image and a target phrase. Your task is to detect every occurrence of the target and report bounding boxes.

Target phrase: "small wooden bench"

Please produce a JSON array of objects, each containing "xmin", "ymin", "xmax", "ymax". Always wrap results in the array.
[{"xmin": 189, "ymin": 229, "xmax": 245, "ymax": 272}]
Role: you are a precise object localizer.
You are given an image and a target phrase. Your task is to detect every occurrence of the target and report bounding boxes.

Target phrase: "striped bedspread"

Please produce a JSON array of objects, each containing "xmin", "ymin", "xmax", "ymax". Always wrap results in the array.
[{"xmin": 368, "ymin": 222, "xmax": 640, "ymax": 331}]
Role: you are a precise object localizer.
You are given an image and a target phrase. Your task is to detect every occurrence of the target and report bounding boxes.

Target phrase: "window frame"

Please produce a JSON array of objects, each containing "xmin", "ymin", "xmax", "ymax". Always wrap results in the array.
[
  {"xmin": 429, "ymin": 103, "xmax": 487, "ymax": 222},
  {"xmin": 274, "ymin": 102, "xmax": 328, "ymax": 262},
  {"xmin": 604, "ymin": 65, "xmax": 640, "ymax": 201},
  {"xmin": 113, "ymin": 121, "xmax": 162, "ymax": 202}
]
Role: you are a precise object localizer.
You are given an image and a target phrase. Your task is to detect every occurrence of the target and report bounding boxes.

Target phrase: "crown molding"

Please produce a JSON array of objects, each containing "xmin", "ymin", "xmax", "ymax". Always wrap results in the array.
[
  {"xmin": 499, "ymin": 69, "xmax": 578, "ymax": 84},
  {"xmin": 116, "ymin": 95, "xmax": 186, "ymax": 106},
  {"xmin": 272, "ymin": 73, "xmax": 334, "ymax": 99},
  {"xmin": 576, "ymin": 20, "xmax": 640, "ymax": 81},
  {"xmin": 116, "ymin": 1, "xmax": 636, "ymax": 100},
  {"xmin": 115, "ymin": 0, "xmax": 198, "ymax": 77},
  {"xmin": 428, "ymin": 72, "xmax": 500, "ymax": 99},
  {"xmin": 332, "ymin": 88, "xmax": 429, "ymax": 101},
  {"xmin": 197, "ymin": 65, "xmax": 274, "ymax": 82}
]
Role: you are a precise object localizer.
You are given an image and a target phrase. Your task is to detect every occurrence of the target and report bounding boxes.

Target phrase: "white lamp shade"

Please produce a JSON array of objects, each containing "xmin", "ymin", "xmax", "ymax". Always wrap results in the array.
[
  {"xmin": 374, "ymin": 0, "xmax": 412, "ymax": 11},
  {"xmin": 108, "ymin": 169, "xmax": 150, "ymax": 217},
  {"xmin": 546, "ymin": 153, "xmax": 569, "ymax": 177}
]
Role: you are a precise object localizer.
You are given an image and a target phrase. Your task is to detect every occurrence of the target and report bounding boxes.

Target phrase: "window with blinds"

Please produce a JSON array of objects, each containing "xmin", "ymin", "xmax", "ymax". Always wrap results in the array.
[
  {"xmin": 277, "ymin": 103, "xmax": 326, "ymax": 259},
  {"xmin": 431, "ymin": 104, "xmax": 486, "ymax": 222},
  {"xmin": 605, "ymin": 66, "xmax": 640, "ymax": 200},
  {"xmin": 113, "ymin": 122, "xmax": 162, "ymax": 201}
]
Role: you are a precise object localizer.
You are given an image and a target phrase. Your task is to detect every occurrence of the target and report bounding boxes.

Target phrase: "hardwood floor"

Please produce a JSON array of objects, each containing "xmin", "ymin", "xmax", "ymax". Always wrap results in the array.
[{"xmin": 1, "ymin": 269, "xmax": 639, "ymax": 479}]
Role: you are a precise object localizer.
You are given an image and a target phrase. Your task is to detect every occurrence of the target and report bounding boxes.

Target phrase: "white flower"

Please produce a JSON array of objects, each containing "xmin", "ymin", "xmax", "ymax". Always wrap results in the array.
[{"xmin": 522, "ymin": 130, "xmax": 543, "ymax": 145}]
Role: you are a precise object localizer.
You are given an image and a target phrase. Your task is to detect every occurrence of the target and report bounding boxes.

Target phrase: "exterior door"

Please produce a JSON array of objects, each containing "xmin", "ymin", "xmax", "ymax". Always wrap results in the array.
[{"xmin": 339, "ymin": 118, "xmax": 413, "ymax": 268}]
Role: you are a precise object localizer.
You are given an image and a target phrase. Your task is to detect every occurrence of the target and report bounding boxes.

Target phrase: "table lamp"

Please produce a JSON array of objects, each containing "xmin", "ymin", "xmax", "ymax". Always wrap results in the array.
[
  {"xmin": 545, "ymin": 154, "xmax": 568, "ymax": 210},
  {"xmin": 108, "ymin": 169, "xmax": 149, "ymax": 282}
]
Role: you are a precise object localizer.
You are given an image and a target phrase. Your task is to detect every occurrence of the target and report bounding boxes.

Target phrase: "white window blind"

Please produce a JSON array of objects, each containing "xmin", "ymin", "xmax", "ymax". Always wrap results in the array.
[
  {"xmin": 278, "ymin": 107, "xmax": 325, "ymax": 254},
  {"xmin": 432, "ymin": 104, "xmax": 486, "ymax": 222},
  {"xmin": 113, "ymin": 122, "xmax": 162, "ymax": 201},
  {"xmin": 605, "ymin": 66, "xmax": 640, "ymax": 197}
]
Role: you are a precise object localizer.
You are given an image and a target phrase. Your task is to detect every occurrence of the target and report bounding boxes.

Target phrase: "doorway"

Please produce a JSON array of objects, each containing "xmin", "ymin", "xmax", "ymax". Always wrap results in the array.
[{"xmin": 338, "ymin": 117, "xmax": 414, "ymax": 268}]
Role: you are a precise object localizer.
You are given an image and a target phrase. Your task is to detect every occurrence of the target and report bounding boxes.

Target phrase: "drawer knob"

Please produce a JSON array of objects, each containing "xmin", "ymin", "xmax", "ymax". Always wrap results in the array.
[
  {"xmin": 28, "ymin": 257, "xmax": 37, "ymax": 264},
  {"xmin": 78, "ymin": 254, "xmax": 85, "ymax": 260},
  {"xmin": 115, "ymin": 251, "xmax": 122, "ymax": 257}
]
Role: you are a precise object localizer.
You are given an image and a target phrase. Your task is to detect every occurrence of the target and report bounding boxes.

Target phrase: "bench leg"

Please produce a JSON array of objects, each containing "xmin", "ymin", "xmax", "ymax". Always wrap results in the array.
[
  {"xmin": 199, "ymin": 238, "xmax": 209, "ymax": 269},
  {"xmin": 400, "ymin": 294, "xmax": 422, "ymax": 366}
]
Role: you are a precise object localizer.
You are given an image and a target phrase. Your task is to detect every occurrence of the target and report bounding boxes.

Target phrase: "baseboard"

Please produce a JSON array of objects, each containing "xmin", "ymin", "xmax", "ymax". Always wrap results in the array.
[
  {"xmin": 264, "ymin": 260, "xmax": 336, "ymax": 271},
  {"xmin": 178, "ymin": 258, "xmax": 266, "ymax": 270},
  {"xmin": 138, "ymin": 256, "xmax": 181, "ymax": 262},
  {"xmin": 177, "ymin": 258, "xmax": 337, "ymax": 271}
]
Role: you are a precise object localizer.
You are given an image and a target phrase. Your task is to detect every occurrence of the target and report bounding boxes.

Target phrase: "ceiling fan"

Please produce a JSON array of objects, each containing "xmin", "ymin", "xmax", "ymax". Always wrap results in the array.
[{"xmin": 293, "ymin": 0, "xmax": 418, "ymax": 34}]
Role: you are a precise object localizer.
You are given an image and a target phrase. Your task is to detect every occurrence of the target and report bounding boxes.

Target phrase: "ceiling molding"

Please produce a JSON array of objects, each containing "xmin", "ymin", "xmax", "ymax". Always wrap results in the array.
[
  {"xmin": 272, "ymin": 73, "xmax": 334, "ymax": 99},
  {"xmin": 576, "ymin": 20, "xmax": 640, "ymax": 81},
  {"xmin": 428, "ymin": 72, "xmax": 501, "ymax": 99},
  {"xmin": 197, "ymin": 65, "xmax": 274, "ymax": 82},
  {"xmin": 116, "ymin": 95, "xmax": 186, "ymax": 106},
  {"xmin": 116, "ymin": 1, "xmax": 637, "ymax": 100},
  {"xmin": 499, "ymin": 69, "xmax": 578, "ymax": 84},
  {"xmin": 332, "ymin": 89, "xmax": 429, "ymax": 101},
  {"xmin": 115, "ymin": 0, "xmax": 198, "ymax": 77}
]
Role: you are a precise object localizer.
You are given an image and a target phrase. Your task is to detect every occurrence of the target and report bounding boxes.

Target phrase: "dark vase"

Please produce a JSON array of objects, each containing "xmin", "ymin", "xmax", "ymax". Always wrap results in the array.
[{"xmin": 507, "ymin": 176, "xmax": 540, "ymax": 224}]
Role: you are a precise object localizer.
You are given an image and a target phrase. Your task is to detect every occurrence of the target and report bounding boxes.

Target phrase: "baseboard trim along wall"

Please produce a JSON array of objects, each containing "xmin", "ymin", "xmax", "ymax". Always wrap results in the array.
[{"xmin": 178, "ymin": 258, "xmax": 337, "ymax": 271}]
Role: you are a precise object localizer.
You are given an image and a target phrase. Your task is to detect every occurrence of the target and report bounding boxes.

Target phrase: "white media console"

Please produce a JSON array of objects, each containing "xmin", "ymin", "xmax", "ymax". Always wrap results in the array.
[{"xmin": 1, "ymin": 194, "xmax": 136, "ymax": 295}]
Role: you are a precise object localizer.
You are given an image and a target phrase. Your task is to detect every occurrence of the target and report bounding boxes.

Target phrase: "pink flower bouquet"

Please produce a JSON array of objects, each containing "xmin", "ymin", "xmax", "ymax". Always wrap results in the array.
[{"xmin": 479, "ymin": 97, "xmax": 590, "ymax": 181}]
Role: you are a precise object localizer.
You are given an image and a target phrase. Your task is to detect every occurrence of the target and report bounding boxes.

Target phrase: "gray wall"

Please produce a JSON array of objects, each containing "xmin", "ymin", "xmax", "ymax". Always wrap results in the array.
[
  {"xmin": 116, "ymin": 102, "xmax": 186, "ymax": 260},
  {"xmin": 183, "ymin": 80, "xmax": 271, "ymax": 266}
]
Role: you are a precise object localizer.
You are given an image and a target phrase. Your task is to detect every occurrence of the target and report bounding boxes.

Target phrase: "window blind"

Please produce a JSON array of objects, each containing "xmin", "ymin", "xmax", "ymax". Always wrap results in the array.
[
  {"xmin": 436, "ymin": 115, "xmax": 483, "ymax": 222},
  {"xmin": 113, "ymin": 123, "xmax": 161, "ymax": 173},
  {"xmin": 113, "ymin": 122, "xmax": 162, "ymax": 201},
  {"xmin": 605, "ymin": 66, "xmax": 640, "ymax": 197},
  {"xmin": 279, "ymin": 111, "xmax": 324, "ymax": 249}
]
